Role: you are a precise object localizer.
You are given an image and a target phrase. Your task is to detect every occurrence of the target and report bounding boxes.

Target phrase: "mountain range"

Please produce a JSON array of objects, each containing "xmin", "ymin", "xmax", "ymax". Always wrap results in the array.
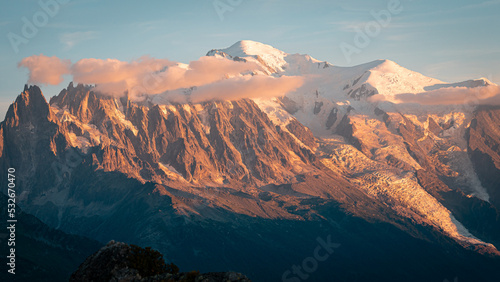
[{"xmin": 1, "ymin": 40, "xmax": 500, "ymax": 281}]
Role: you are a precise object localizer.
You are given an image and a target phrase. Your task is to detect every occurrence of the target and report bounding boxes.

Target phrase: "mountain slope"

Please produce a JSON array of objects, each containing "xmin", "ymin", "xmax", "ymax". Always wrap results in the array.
[
  {"xmin": 0, "ymin": 193, "xmax": 101, "ymax": 282},
  {"xmin": 2, "ymin": 41, "xmax": 500, "ymax": 280}
]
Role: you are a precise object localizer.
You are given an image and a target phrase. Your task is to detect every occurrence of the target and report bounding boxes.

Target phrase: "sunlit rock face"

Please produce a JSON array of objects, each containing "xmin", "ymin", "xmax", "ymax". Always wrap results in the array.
[{"xmin": 2, "ymin": 41, "xmax": 500, "ymax": 281}]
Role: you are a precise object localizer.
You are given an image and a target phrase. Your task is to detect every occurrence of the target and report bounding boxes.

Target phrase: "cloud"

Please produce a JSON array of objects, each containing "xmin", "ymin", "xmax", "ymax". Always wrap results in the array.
[
  {"xmin": 370, "ymin": 85, "xmax": 500, "ymax": 106},
  {"xmin": 18, "ymin": 55, "xmax": 71, "ymax": 85},
  {"xmin": 71, "ymin": 56, "xmax": 263, "ymax": 99},
  {"xmin": 155, "ymin": 56, "xmax": 263, "ymax": 91},
  {"xmin": 18, "ymin": 54, "xmax": 301, "ymax": 103},
  {"xmin": 70, "ymin": 56, "xmax": 176, "ymax": 97},
  {"xmin": 192, "ymin": 75, "xmax": 303, "ymax": 103},
  {"xmin": 162, "ymin": 75, "xmax": 304, "ymax": 104}
]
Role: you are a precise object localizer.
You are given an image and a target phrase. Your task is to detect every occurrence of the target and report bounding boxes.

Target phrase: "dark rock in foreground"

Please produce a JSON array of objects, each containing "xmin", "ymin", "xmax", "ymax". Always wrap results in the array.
[{"xmin": 70, "ymin": 241, "xmax": 251, "ymax": 282}]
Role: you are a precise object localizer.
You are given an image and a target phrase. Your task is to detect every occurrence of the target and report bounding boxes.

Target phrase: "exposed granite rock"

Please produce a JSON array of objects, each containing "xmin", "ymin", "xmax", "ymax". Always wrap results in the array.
[
  {"xmin": 325, "ymin": 107, "xmax": 338, "ymax": 129},
  {"xmin": 313, "ymin": 101, "xmax": 323, "ymax": 115},
  {"xmin": 285, "ymin": 118, "xmax": 317, "ymax": 149},
  {"xmin": 347, "ymin": 83, "xmax": 378, "ymax": 100},
  {"xmin": 427, "ymin": 116, "xmax": 443, "ymax": 136},
  {"xmin": 467, "ymin": 106, "xmax": 500, "ymax": 209},
  {"xmin": 334, "ymin": 114, "xmax": 365, "ymax": 154}
]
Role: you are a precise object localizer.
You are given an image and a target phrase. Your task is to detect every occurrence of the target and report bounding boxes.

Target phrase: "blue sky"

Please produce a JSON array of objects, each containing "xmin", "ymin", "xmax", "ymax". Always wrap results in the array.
[{"xmin": 1, "ymin": 0, "xmax": 499, "ymax": 117}]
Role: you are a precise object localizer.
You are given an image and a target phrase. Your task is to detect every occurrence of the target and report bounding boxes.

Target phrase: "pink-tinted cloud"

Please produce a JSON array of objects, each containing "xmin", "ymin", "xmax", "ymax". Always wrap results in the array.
[
  {"xmin": 18, "ymin": 55, "xmax": 71, "ymax": 85},
  {"xmin": 71, "ymin": 57, "xmax": 171, "ymax": 85},
  {"xmin": 133, "ymin": 56, "xmax": 263, "ymax": 98},
  {"xmin": 189, "ymin": 75, "xmax": 304, "ymax": 103},
  {"xmin": 395, "ymin": 85, "xmax": 500, "ymax": 105},
  {"xmin": 19, "ymin": 55, "xmax": 271, "ymax": 101},
  {"xmin": 71, "ymin": 56, "xmax": 175, "ymax": 98},
  {"xmin": 370, "ymin": 85, "xmax": 500, "ymax": 106}
]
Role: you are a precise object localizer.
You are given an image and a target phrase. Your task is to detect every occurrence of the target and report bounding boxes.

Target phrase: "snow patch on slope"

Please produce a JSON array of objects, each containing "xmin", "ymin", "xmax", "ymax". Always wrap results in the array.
[
  {"xmin": 112, "ymin": 103, "xmax": 138, "ymax": 136},
  {"xmin": 253, "ymin": 97, "xmax": 315, "ymax": 153},
  {"xmin": 253, "ymin": 97, "xmax": 294, "ymax": 127}
]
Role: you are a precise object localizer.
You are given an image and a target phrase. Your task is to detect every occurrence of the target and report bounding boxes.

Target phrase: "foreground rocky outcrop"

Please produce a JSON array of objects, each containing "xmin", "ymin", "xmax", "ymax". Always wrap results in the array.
[{"xmin": 70, "ymin": 241, "xmax": 251, "ymax": 282}]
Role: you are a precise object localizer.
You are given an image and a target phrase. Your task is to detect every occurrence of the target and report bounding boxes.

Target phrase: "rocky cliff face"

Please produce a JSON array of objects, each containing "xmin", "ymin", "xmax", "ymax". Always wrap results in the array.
[
  {"xmin": 327, "ymin": 105, "xmax": 500, "ymax": 251},
  {"xmin": 467, "ymin": 106, "xmax": 500, "ymax": 208},
  {"xmin": 0, "ymin": 85, "xmax": 71, "ymax": 199},
  {"xmin": 2, "ymin": 83, "xmax": 500, "ymax": 281},
  {"xmin": 46, "ymin": 83, "xmax": 317, "ymax": 186}
]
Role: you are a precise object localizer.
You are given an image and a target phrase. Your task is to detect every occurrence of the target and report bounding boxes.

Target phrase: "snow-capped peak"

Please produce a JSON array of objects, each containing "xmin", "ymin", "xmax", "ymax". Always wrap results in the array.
[
  {"xmin": 222, "ymin": 40, "xmax": 287, "ymax": 58},
  {"xmin": 362, "ymin": 59, "xmax": 444, "ymax": 98},
  {"xmin": 479, "ymin": 77, "xmax": 495, "ymax": 85},
  {"xmin": 207, "ymin": 40, "xmax": 333, "ymax": 75},
  {"xmin": 207, "ymin": 40, "xmax": 288, "ymax": 73}
]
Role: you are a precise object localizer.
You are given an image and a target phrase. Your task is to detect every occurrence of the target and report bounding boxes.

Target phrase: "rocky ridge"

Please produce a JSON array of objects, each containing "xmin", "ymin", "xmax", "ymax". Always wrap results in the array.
[{"xmin": 1, "ymin": 40, "xmax": 500, "ymax": 281}]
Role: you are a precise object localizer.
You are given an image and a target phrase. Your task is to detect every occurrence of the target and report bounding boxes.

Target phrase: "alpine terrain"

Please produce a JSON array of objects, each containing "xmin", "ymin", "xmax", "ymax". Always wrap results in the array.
[{"xmin": 1, "ymin": 40, "xmax": 500, "ymax": 281}]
